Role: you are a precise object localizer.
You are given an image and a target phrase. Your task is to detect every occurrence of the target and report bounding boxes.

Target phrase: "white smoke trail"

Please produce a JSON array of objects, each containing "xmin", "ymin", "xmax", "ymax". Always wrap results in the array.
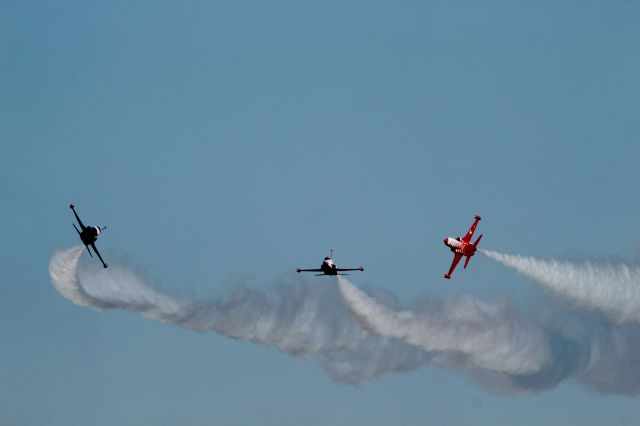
[
  {"xmin": 337, "ymin": 277, "xmax": 549, "ymax": 374},
  {"xmin": 48, "ymin": 247, "xmax": 429, "ymax": 384},
  {"xmin": 482, "ymin": 250, "xmax": 640, "ymax": 323},
  {"xmin": 337, "ymin": 277, "xmax": 640, "ymax": 395},
  {"xmin": 50, "ymin": 246, "xmax": 640, "ymax": 394},
  {"xmin": 49, "ymin": 246, "xmax": 101, "ymax": 309}
]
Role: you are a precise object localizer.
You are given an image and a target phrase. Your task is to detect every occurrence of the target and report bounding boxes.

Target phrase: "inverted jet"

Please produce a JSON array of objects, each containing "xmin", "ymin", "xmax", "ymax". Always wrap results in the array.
[
  {"xmin": 70, "ymin": 203, "xmax": 108, "ymax": 268},
  {"xmin": 443, "ymin": 215, "xmax": 483, "ymax": 279}
]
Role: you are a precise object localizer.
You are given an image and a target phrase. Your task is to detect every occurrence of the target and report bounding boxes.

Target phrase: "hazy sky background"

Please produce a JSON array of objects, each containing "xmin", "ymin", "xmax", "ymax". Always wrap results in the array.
[{"xmin": 2, "ymin": 1, "xmax": 640, "ymax": 425}]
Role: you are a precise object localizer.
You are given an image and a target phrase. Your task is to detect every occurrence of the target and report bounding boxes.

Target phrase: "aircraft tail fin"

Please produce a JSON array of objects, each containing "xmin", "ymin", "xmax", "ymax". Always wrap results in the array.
[
  {"xmin": 73, "ymin": 224, "xmax": 81, "ymax": 235},
  {"xmin": 464, "ymin": 255, "xmax": 472, "ymax": 269},
  {"xmin": 86, "ymin": 245, "xmax": 93, "ymax": 258},
  {"xmin": 473, "ymin": 234, "xmax": 483, "ymax": 247}
]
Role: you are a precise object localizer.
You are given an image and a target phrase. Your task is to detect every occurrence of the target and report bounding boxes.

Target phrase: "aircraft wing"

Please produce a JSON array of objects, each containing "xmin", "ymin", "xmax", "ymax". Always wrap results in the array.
[
  {"xmin": 462, "ymin": 216, "xmax": 481, "ymax": 243},
  {"xmin": 70, "ymin": 204, "xmax": 87, "ymax": 230},
  {"xmin": 444, "ymin": 253, "xmax": 463, "ymax": 279},
  {"xmin": 297, "ymin": 268, "xmax": 323, "ymax": 273},
  {"xmin": 90, "ymin": 243, "xmax": 108, "ymax": 268},
  {"xmin": 336, "ymin": 267, "xmax": 364, "ymax": 272}
]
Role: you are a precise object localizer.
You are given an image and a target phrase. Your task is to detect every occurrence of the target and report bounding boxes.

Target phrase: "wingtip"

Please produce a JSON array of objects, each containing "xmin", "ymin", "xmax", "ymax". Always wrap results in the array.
[
  {"xmin": 359, "ymin": 266, "xmax": 364, "ymax": 271},
  {"xmin": 70, "ymin": 203, "xmax": 75, "ymax": 209},
  {"xmin": 296, "ymin": 267, "xmax": 301, "ymax": 273},
  {"xmin": 444, "ymin": 274, "xmax": 451, "ymax": 279},
  {"xmin": 474, "ymin": 215, "xmax": 481, "ymax": 220}
]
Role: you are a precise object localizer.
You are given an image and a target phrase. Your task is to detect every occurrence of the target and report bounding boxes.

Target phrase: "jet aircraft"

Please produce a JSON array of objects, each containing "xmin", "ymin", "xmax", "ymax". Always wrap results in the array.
[
  {"xmin": 296, "ymin": 250, "xmax": 364, "ymax": 276},
  {"xmin": 443, "ymin": 215, "xmax": 483, "ymax": 279},
  {"xmin": 70, "ymin": 204, "xmax": 108, "ymax": 268}
]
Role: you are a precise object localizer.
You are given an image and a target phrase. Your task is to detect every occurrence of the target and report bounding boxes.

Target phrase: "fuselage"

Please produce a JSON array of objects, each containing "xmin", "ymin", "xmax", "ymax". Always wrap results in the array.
[
  {"xmin": 80, "ymin": 226, "xmax": 101, "ymax": 246},
  {"xmin": 320, "ymin": 257, "xmax": 338, "ymax": 275},
  {"xmin": 443, "ymin": 237, "xmax": 476, "ymax": 257}
]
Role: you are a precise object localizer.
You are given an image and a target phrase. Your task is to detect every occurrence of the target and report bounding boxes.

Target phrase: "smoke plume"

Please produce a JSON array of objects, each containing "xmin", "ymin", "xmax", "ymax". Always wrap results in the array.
[
  {"xmin": 337, "ymin": 277, "xmax": 640, "ymax": 395},
  {"xmin": 337, "ymin": 277, "xmax": 549, "ymax": 374},
  {"xmin": 50, "ymin": 246, "xmax": 640, "ymax": 395},
  {"xmin": 482, "ymin": 250, "xmax": 640, "ymax": 324},
  {"xmin": 48, "ymin": 246, "xmax": 428, "ymax": 384}
]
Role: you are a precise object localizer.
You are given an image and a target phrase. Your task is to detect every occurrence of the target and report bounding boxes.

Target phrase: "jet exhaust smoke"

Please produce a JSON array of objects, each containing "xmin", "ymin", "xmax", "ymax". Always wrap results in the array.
[
  {"xmin": 482, "ymin": 250, "xmax": 640, "ymax": 324},
  {"xmin": 337, "ymin": 277, "xmax": 550, "ymax": 374},
  {"xmin": 336, "ymin": 277, "xmax": 640, "ymax": 395},
  {"xmin": 48, "ymin": 246, "xmax": 428, "ymax": 384},
  {"xmin": 49, "ymin": 245, "xmax": 99, "ymax": 309},
  {"xmin": 50, "ymin": 246, "xmax": 640, "ymax": 394}
]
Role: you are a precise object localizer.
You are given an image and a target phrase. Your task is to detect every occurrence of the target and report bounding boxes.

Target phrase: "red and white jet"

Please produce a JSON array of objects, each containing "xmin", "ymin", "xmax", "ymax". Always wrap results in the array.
[{"xmin": 443, "ymin": 215, "xmax": 483, "ymax": 279}]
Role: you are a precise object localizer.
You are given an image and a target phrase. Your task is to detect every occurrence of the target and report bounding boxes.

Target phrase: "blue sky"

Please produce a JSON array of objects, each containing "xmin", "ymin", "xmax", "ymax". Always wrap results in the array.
[{"xmin": 2, "ymin": 1, "xmax": 640, "ymax": 425}]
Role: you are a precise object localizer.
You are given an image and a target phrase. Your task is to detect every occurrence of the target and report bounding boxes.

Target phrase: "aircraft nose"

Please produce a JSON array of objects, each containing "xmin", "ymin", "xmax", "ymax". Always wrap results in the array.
[{"xmin": 443, "ymin": 238, "xmax": 448, "ymax": 245}]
